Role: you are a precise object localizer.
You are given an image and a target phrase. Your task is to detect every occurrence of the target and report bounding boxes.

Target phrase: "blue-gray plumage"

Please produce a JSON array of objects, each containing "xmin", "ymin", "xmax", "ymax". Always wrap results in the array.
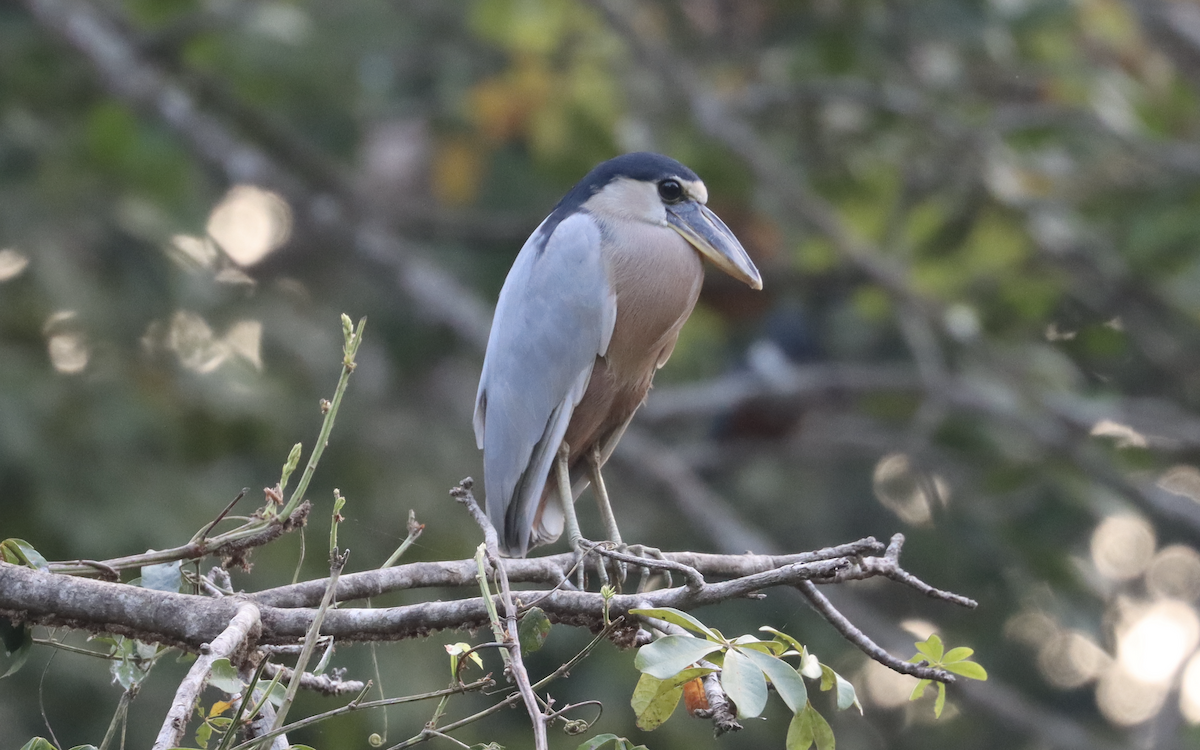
[{"xmin": 474, "ymin": 152, "xmax": 762, "ymax": 561}]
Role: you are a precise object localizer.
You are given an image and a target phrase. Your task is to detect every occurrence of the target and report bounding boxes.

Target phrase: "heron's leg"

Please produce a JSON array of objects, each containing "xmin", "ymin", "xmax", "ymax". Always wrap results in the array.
[
  {"xmin": 587, "ymin": 445, "xmax": 624, "ymax": 545},
  {"xmin": 556, "ymin": 442, "xmax": 607, "ymax": 589},
  {"xmin": 587, "ymin": 445, "xmax": 626, "ymax": 584}
]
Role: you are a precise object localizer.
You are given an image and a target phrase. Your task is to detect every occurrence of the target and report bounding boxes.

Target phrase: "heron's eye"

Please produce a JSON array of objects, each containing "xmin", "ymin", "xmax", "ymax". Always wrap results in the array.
[{"xmin": 658, "ymin": 179, "xmax": 684, "ymax": 203}]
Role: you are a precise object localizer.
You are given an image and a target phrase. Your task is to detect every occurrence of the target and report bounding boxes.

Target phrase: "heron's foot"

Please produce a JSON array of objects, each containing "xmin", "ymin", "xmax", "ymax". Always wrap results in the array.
[
  {"xmin": 601, "ymin": 541, "xmax": 629, "ymax": 588},
  {"xmin": 625, "ymin": 543, "xmax": 672, "ymax": 593},
  {"xmin": 568, "ymin": 537, "xmax": 611, "ymax": 590}
]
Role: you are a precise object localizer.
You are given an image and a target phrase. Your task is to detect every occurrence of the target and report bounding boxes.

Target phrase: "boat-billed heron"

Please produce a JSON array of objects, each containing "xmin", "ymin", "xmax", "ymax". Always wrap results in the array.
[{"xmin": 474, "ymin": 152, "xmax": 762, "ymax": 576}]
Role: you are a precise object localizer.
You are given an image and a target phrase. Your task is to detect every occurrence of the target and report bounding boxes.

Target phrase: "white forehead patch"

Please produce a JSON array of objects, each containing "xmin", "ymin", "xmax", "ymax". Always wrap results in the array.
[
  {"xmin": 582, "ymin": 175, "xmax": 710, "ymax": 225},
  {"xmin": 582, "ymin": 177, "xmax": 666, "ymax": 223},
  {"xmin": 682, "ymin": 179, "xmax": 708, "ymax": 204}
]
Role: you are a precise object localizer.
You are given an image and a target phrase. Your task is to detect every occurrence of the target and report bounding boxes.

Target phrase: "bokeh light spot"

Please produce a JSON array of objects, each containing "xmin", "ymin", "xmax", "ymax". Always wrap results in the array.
[
  {"xmin": 1090, "ymin": 419, "xmax": 1148, "ymax": 448},
  {"xmin": 0, "ymin": 248, "xmax": 29, "ymax": 281},
  {"xmin": 1004, "ymin": 610, "xmax": 1060, "ymax": 647},
  {"xmin": 206, "ymin": 185, "xmax": 292, "ymax": 267},
  {"xmin": 47, "ymin": 333, "xmax": 89, "ymax": 374},
  {"xmin": 872, "ymin": 453, "xmax": 950, "ymax": 526},
  {"xmin": 1159, "ymin": 465, "xmax": 1200, "ymax": 503},
  {"xmin": 1146, "ymin": 545, "xmax": 1200, "ymax": 602},
  {"xmin": 166, "ymin": 311, "xmax": 227, "ymax": 374},
  {"xmin": 1180, "ymin": 652, "xmax": 1200, "ymax": 724},
  {"xmin": 1091, "ymin": 515, "xmax": 1155, "ymax": 581},
  {"xmin": 900, "ymin": 619, "xmax": 939, "ymax": 640},
  {"xmin": 1038, "ymin": 630, "xmax": 1110, "ymax": 689},
  {"xmin": 225, "ymin": 320, "xmax": 263, "ymax": 371},
  {"xmin": 1116, "ymin": 599, "xmax": 1199, "ymax": 685},
  {"xmin": 862, "ymin": 659, "xmax": 919, "ymax": 709},
  {"xmin": 1096, "ymin": 664, "xmax": 1169, "ymax": 726},
  {"xmin": 43, "ymin": 311, "xmax": 88, "ymax": 374},
  {"xmin": 168, "ymin": 234, "xmax": 218, "ymax": 270}
]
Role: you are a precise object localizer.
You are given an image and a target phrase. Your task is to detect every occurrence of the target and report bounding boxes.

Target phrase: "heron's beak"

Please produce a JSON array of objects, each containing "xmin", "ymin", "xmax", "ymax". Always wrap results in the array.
[{"xmin": 667, "ymin": 202, "xmax": 763, "ymax": 290}]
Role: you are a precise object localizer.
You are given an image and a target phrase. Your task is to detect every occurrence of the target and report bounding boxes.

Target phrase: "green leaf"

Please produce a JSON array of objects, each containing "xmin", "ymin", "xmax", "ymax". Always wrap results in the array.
[
  {"xmin": 67, "ymin": 746, "xmax": 100, "ymax": 750},
  {"xmin": 207, "ymin": 658, "xmax": 243, "ymax": 694},
  {"xmin": 909, "ymin": 678, "xmax": 931, "ymax": 701},
  {"xmin": 1, "ymin": 539, "xmax": 49, "ymax": 571},
  {"xmin": 141, "ymin": 560, "xmax": 182, "ymax": 593},
  {"xmin": 915, "ymin": 634, "xmax": 944, "ymax": 662},
  {"xmin": 935, "ymin": 682, "xmax": 947, "ymax": 718},
  {"xmin": 634, "ymin": 634, "xmax": 723, "ymax": 680},
  {"xmin": 787, "ymin": 705, "xmax": 814, "ymax": 750},
  {"xmin": 820, "ymin": 664, "xmax": 835, "ymax": 692},
  {"xmin": 800, "ymin": 652, "xmax": 822, "ymax": 679},
  {"xmin": 577, "ymin": 735, "xmax": 621, "ymax": 750},
  {"xmin": 630, "ymin": 607, "xmax": 720, "ymax": 640},
  {"xmin": 943, "ymin": 646, "xmax": 974, "ymax": 663},
  {"xmin": 575, "ymin": 734, "xmax": 646, "ymax": 750},
  {"xmin": 760, "ymin": 626, "xmax": 805, "ymax": 655},
  {"xmin": 518, "ymin": 607, "xmax": 552, "ymax": 654},
  {"xmin": 194, "ymin": 721, "xmax": 212, "ymax": 749},
  {"xmin": 833, "ymin": 672, "xmax": 862, "ymax": 713},
  {"xmin": 731, "ymin": 635, "xmax": 787, "ymax": 656},
  {"xmin": 812, "ymin": 705, "xmax": 836, "ymax": 750},
  {"xmin": 1, "ymin": 619, "xmax": 32, "ymax": 678},
  {"xmin": 630, "ymin": 672, "xmax": 683, "ymax": 730},
  {"xmin": 740, "ymin": 648, "xmax": 808, "ymax": 712},
  {"xmin": 111, "ymin": 655, "xmax": 151, "ymax": 690},
  {"xmin": 787, "ymin": 702, "xmax": 836, "ymax": 750},
  {"xmin": 721, "ymin": 648, "xmax": 768, "ymax": 719},
  {"xmin": 944, "ymin": 660, "xmax": 988, "ymax": 681},
  {"xmin": 20, "ymin": 739, "xmax": 57, "ymax": 750},
  {"xmin": 818, "ymin": 664, "xmax": 861, "ymax": 712},
  {"xmin": 630, "ymin": 665, "xmax": 714, "ymax": 731}
]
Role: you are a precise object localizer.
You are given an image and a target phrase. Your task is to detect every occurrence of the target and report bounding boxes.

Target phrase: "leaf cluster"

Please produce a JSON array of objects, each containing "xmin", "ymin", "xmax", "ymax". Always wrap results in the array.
[{"xmin": 629, "ymin": 608, "xmax": 862, "ymax": 749}]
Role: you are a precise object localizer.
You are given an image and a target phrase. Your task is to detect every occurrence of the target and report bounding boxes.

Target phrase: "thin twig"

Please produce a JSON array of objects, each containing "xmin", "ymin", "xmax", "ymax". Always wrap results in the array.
[
  {"xmin": 830, "ymin": 534, "xmax": 978, "ymax": 609},
  {"xmin": 47, "ymin": 502, "xmax": 310, "ymax": 577},
  {"xmin": 194, "ymin": 488, "xmax": 249, "ymax": 544},
  {"xmin": 270, "ymin": 549, "xmax": 348, "ymax": 734},
  {"xmin": 381, "ymin": 510, "xmax": 425, "ymax": 568},
  {"xmin": 282, "ymin": 316, "xmax": 365, "ymax": 518},
  {"xmin": 450, "ymin": 478, "xmax": 547, "ymax": 750},
  {"xmin": 226, "ymin": 677, "xmax": 495, "ymax": 750},
  {"xmin": 796, "ymin": 581, "xmax": 954, "ymax": 682},
  {"xmin": 387, "ymin": 620, "xmax": 623, "ymax": 749},
  {"xmin": 261, "ymin": 661, "xmax": 365, "ymax": 696}
]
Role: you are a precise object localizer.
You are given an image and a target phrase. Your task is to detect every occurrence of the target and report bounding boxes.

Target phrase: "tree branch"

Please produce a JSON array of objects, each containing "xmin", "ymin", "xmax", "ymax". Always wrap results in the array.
[
  {"xmin": 450, "ymin": 478, "xmax": 547, "ymax": 750},
  {"xmin": 0, "ymin": 535, "xmax": 967, "ymax": 661},
  {"xmin": 152, "ymin": 603, "xmax": 261, "ymax": 750},
  {"xmin": 249, "ymin": 539, "xmax": 883, "ymax": 608}
]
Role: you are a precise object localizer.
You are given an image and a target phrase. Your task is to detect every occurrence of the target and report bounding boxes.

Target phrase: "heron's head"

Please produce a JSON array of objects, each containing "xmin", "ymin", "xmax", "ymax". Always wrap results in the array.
[{"xmin": 561, "ymin": 152, "xmax": 763, "ymax": 290}]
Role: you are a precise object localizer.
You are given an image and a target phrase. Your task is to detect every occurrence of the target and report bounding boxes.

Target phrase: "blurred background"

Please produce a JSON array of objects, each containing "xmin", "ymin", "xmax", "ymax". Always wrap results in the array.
[{"xmin": 4, "ymin": 0, "xmax": 1200, "ymax": 747}]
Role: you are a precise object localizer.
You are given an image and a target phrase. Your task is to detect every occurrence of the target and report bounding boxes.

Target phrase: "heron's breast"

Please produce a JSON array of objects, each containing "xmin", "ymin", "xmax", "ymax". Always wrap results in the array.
[{"xmin": 602, "ymin": 222, "xmax": 704, "ymax": 380}]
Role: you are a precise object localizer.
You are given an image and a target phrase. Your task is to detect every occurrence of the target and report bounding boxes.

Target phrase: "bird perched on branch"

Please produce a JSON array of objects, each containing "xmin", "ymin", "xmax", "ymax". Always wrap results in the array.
[{"xmin": 474, "ymin": 152, "xmax": 762, "ymax": 579}]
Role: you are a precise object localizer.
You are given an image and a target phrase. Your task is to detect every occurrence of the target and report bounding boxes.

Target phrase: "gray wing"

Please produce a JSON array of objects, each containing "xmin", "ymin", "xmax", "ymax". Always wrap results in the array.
[{"xmin": 474, "ymin": 212, "xmax": 617, "ymax": 557}]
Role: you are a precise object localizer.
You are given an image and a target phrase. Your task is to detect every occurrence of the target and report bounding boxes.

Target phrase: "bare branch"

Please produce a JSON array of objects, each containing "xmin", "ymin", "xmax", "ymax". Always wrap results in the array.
[
  {"xmin": 450, "ymin": 478, "xmax": 547, "ymax": 750},
  {"xmin": 249, "ymin": 539, "xmax": 883, "ymax": 607},
  {"xmin": 48, "ymin": 502, "xmax": 311, "ymax": 577},
  {"xmin": 0, "ymin": 536, "xmax": 965, "ymax": 657},
  {"xmin": 152, "ymin": 603, "xmax": 261, "ymax": 750}
]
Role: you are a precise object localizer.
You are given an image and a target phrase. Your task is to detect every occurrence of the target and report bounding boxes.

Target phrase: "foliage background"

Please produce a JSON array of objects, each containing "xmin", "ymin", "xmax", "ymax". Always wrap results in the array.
[{"xmin": 5, "ymin": 0, "xmax": 1200, "ymax": 747}]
